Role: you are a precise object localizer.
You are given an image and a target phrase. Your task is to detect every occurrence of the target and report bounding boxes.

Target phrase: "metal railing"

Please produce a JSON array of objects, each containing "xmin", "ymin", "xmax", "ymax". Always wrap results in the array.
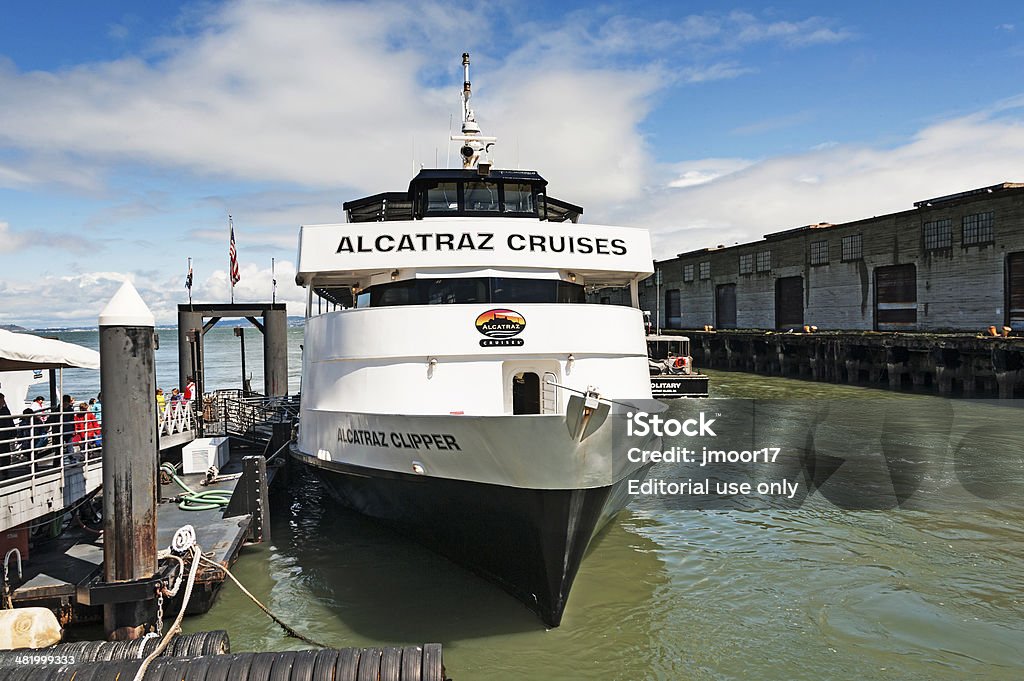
[
  {"xmin": 0, "ymin": 408, "xmax": 103, "ymax": 484},
  {"xmin": 0, "ymin": 401, "xmax": 197, "ymax": 502},
  {"xmin": 203, "ymin": 390, "xmax": 299, "ymax": 442},
  {"xmin": 158, "ymin": 400, "xmax": 197, "ymax": 437},
  {"xmin": 0, "ymin": 407, "xmax": 105, "ymax": 532}
]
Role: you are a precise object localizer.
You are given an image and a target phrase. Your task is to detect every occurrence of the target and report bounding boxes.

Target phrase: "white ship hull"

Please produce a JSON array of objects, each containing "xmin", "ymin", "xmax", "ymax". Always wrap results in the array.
[{"xmin": 293, "ymin": 408, "xmax": 656, "ymax": 626}]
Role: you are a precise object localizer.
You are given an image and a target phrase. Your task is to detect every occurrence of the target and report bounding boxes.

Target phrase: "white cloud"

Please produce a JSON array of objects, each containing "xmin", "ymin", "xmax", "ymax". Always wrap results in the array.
[
  {"xmin": 0, "ymin": 262, "xmax": 304, "ymax": 329},
  {"xmin": 0, "ymin": 222, "xmax": 29, "ymax": 253},
  {"xmin": 632, "ymin": 105, "xmax": 1024, "ymax": 258},
  {"xmin": 667, "ymin": 158, "xmax": 756, "ymax": 188},
  {"xmin": 728, "ymin": 11, "xmax": 855, "ymax": 47}
]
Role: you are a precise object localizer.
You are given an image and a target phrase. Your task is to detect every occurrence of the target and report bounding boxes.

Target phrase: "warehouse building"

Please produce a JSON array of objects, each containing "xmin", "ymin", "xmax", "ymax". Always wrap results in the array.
[{"xmin": 634, "ymin": 182, "xmax": 1024, "ymax": 332}]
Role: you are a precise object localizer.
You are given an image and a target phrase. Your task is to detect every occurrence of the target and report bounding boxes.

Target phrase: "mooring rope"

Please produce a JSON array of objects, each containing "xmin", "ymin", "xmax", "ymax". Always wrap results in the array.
[
  {"xmin": 197, "ymin": 553, "xmax": 329, "ymax": 649},
  {"xmin": 131, "ymin": 528, "xmax": 203, "ymax": 681}
]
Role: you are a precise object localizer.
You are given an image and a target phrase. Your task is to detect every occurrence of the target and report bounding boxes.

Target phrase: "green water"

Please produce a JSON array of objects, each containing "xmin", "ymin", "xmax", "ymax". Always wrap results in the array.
[{"xmin": 183, "ymin": 370, "xmax": 1024, "ymax": 680}]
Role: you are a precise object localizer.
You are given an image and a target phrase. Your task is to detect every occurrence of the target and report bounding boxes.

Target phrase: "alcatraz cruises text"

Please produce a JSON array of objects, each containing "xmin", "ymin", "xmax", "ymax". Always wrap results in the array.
[{"xmin": 335, "ymin": 232, "xmax": 629, "ymax": 255}]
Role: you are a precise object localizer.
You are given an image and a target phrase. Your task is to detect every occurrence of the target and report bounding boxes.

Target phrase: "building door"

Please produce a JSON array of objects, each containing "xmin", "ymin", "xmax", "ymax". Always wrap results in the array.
[
  {"xmin": 775, "ymin": 276, "xmax": 804, "ymax": 330},
  {"xmin": 1008, "ymin": 252, "xmax": 1024, "ymax": 329},
  {"xmin": 716, "ymin": 284, "xmax": 737, "ymax": 329},
  {"xmin": 875, "ymin": 264, "xmax": 917, "ymax": 330},
  {"xmin": 665, "ymin": 289, "xmax": 681, "ymax": 329},
  {"xmin": 512, "ymin": 372, "xmax": 541, "ymax": 414}
]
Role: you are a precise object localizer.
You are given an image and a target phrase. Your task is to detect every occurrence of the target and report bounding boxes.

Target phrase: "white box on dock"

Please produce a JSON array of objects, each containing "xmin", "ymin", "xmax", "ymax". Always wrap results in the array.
[{"xmin": 182, "ymin": 437, "xmax": 230, "ymax": 474}]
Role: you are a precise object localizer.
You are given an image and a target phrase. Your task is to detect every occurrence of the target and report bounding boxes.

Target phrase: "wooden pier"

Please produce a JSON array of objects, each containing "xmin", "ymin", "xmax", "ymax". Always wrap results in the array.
[
  {"xmin": 7, "ymin": 441, "xmax": 277, "ymax": 624},
  {"xmin": 681, "ymin": 329, "xmax": 1024, "ymax": 397}
]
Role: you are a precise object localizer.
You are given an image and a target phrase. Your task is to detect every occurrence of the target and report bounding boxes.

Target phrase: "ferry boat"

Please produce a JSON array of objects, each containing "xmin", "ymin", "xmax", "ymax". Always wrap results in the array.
[
  {"xmin": 646, "ymin": 334, "xmax": 710, "ymax": 398},
  {"xmin": 291, "ymin": 54, "xmax": 660, "ymax": 627}
]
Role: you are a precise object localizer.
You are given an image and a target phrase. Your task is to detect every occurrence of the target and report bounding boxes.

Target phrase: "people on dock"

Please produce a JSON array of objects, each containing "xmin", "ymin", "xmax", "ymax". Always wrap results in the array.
[
  {"xmin": 73, "ymin": 402, "xmax": 101, "ymax": 459},
  {"xmin": 156, "ymin": 388, "xmax": 166, "ymax": 413},
  {"xmin": 89, "ymin": 394, "xmax": 102, "ymax": 424},
  {"xmin": 30, "ymin": 397, "xmax": 50, "ymax": 452},
  {"xmin": 60, "ymin": 394, "xmax": 76, "ymax": 461},
  {"xmin": 17, "ymin": 408, "xmax": 35, "ymax": 450},
  {"xmin": 0, "ymin": 394, "xmax": 13, "ymax": 473},
  {"xmin": 183, "ymin": 376, "xmax": 196, "ymax": 403}
]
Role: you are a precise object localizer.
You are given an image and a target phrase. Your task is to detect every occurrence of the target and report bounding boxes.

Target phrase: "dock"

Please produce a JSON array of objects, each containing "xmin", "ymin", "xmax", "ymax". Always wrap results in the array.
[
  {"xmin": 680, "ymin": 328, "xmax": 1024, "ymax": 397},
  {"xmin": 7, "ymin": 438, "xmax": 277, "ymax": 623}
]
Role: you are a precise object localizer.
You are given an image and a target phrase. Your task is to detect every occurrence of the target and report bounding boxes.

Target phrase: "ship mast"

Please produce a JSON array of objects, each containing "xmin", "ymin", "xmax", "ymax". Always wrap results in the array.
[{"xmin": 451, "ymin": 52, "xmax": 497, "ymax": 173}]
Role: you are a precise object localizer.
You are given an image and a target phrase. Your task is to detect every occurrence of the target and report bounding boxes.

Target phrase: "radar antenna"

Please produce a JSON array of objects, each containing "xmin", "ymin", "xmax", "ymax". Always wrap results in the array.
[{"xmin": 451, "ymin": 52, "xmax": 497, "ymax": 174}]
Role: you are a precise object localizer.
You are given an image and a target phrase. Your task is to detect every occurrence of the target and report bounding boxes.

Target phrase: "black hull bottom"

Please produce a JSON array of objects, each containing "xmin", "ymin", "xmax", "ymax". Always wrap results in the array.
[{"xmin": 296, "ymin": 454, "xmax": 629, "ymax": 627}]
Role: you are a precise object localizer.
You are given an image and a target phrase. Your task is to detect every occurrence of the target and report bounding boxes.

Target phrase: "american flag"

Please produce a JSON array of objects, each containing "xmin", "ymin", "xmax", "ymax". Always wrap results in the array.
[{"xmin": 229, "ymin": 218, "xmax": 240, "ymax": 286}]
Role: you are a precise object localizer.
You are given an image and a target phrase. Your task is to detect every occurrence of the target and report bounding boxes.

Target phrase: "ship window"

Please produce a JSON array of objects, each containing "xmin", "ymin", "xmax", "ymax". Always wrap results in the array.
[
  {"xmin": 355, "ymin": 277, "xmax": 587, "ymax": 307},
  {"xmin": 503, "ymin": 183, "xmax": 535, "ymax": 213},
  {"xmin": 492, "ymin": 278, "xmax": 586, "ymax": 304},
  {"xmin": 464, "ymin": 181, "xmax": 499, "ymax": 212},
  {"xmin": 425, "ymin": 182, "xmax": 459, "ymax": 212},
  {"xmin": 426, "ymin": 278, "xmax": 488, "ymax": 304},
  {"xmin": 369, "ymin": 279, "xmax": 420, "ymax": 307},
  {"xmin": 512, "ymin": 372, "xmax": 541, "ymax": 415}
]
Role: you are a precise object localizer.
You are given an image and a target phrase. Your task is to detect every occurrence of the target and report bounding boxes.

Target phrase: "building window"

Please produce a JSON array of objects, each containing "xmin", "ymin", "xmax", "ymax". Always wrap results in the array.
[
  {"xmin": 644, "ymin": 275, "xmax": 653, "ymax": 287},
  {"xmin": 755, "ymin": 250, "xmax": 771, "ymax": 272},
  {"xmin": 699, "ymin": 262, "xmax": 710, "ymax": 280},
  {"xmin": 739, "ymin": 253, "xmax": 753, "ymax": 275},
  {"xmin": 962, "ymin": 212, "xmax": 994, "ymax": 245},
  {"xmin": 683, "ymin": 264, "xmax": 694, "ymax": 282},
  {"xmin": 923, "ymin": 218, "xmax": 952, "ymax": 250},
  {"xmin": 809, "ymin": 240, "xmax": 829, "ymax": 265},
  {"xmin": 841, "ymin": 234, "xmax": 862, "ymax": 262}
]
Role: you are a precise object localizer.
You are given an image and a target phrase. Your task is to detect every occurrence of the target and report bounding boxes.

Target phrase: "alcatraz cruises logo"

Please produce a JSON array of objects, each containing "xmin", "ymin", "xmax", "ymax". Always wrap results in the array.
[{"xmin": 476, "ymin": 309, "xmax": 526, "ymax": 347}]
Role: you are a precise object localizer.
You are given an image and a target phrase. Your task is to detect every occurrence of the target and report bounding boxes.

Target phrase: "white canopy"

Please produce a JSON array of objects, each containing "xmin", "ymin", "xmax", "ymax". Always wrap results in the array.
[{"xmin": 0, "ymin": 329, "xmax": 100, "ymax": 371}]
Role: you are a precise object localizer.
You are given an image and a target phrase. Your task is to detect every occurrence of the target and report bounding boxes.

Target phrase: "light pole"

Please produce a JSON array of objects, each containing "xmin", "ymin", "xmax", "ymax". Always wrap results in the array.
[
  {"xmin": 233, "ymin": 326, "xmax": 247, "ymax": 395},
  {"xmin": 655, "ymin": 269, "xmax": 663, "ymax": 334}
]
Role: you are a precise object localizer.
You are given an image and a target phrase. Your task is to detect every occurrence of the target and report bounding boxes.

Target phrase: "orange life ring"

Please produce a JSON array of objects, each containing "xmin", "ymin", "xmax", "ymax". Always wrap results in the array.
[{"xmin": 673, "ymin": 357, "xmax": 685, "ymax": 369}]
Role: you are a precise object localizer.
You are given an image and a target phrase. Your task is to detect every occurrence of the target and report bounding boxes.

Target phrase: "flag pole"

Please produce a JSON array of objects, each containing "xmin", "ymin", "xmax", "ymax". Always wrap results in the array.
[
  {"xmin": 185, "ymin": 257, "xmax": 193, "ymax": 305},
  {"xmin": 229, "ymin": 214, "xmax": 235, "ymax": 304},
  {"xmin": 272, "ymin": 257, "xmax": 277, "ymax": 304}
]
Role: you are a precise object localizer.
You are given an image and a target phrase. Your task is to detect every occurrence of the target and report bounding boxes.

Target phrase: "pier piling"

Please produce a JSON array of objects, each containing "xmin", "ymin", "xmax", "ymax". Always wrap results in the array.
[{"xmin": 98, "ymin": 282, "xmax": 160, "ymax": 640}]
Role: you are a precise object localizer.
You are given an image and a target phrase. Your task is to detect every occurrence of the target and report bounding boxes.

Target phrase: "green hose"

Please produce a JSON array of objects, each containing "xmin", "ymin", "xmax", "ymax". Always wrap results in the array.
[{"xmin": 161, "ymin": 463, "xmax": 234, "ymax": 511}]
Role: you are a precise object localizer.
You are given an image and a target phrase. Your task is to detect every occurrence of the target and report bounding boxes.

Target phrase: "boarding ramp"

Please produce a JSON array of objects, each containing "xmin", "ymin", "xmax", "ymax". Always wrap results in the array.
[
  {"xmin": 158, "ymin": 400, "xmax": 198, "ymax": 450},
  {"xmin": 203, "ymin": 389, "xmax": 299, "ymax": 445}
]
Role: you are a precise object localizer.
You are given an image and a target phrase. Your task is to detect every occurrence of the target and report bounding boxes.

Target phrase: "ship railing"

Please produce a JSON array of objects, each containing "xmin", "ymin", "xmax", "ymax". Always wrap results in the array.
[{"xmin": 0, "ymin": 407, "xmax": 104, "ymax": 532}]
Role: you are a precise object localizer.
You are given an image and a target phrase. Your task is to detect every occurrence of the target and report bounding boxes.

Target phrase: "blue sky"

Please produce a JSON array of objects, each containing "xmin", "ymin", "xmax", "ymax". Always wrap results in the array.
[{"xmin": 1, "ymin": 1, "xmax": 1022, "ymax": 326}]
